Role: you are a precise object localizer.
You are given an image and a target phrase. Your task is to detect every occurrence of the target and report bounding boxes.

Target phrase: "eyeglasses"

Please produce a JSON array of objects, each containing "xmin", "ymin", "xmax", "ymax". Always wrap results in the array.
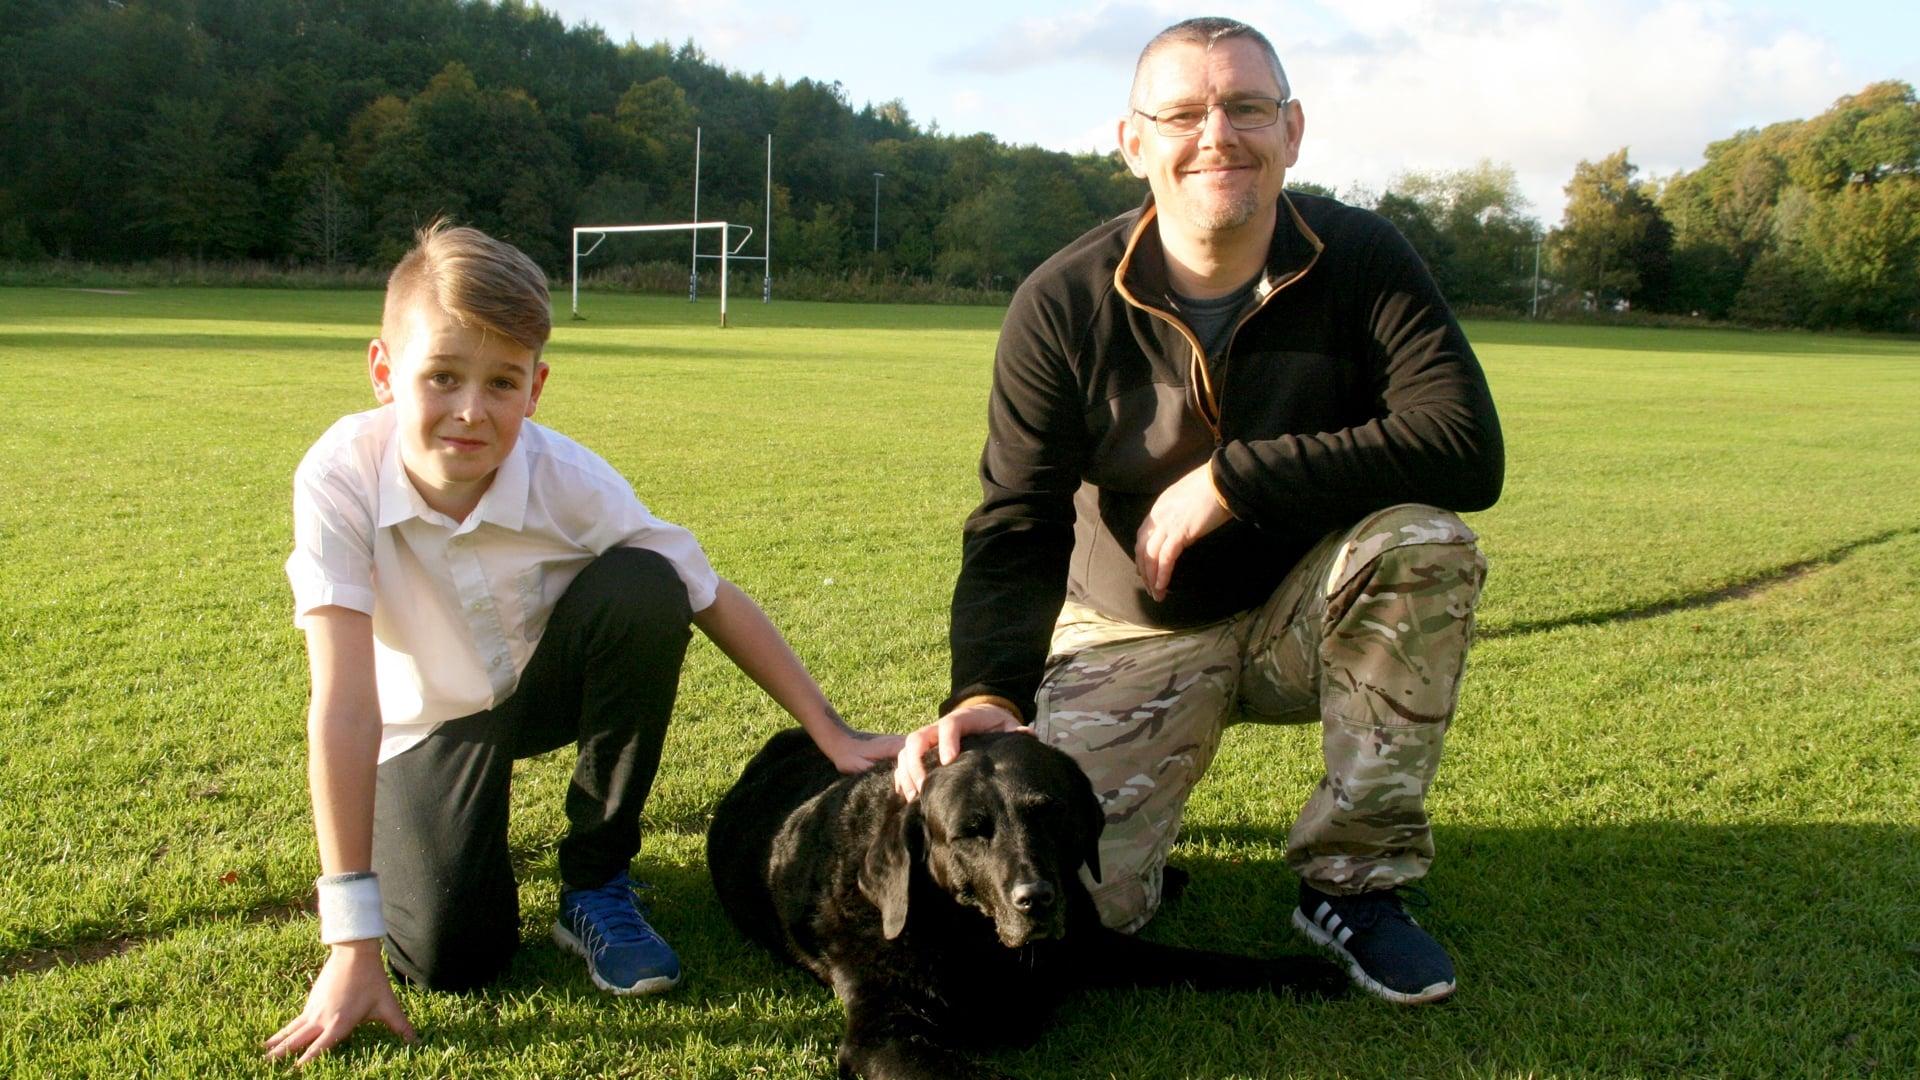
[{"xmin": 1133, "ymin": 97, "xmax": 1289, "ymax": 138}]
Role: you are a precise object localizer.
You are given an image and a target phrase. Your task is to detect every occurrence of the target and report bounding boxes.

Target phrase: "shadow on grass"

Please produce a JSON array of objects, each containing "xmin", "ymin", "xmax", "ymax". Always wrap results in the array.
[
  {"xmin": 0, "ymin": 330, "xmax": 934, "ymax": 366},
  {"xmin": 9, "ymin": 824, "xmax": 1914, "ymax": 1075},
  {"xmin": 0, "ymin": 331, "xmax": 362, "ymax": 354},
  {"xmin": 1464, "ymin": 319, "xmax": 1920, "ymax": 357},
  {"xmin": 1480, "ymin": 523, "xmax": 1920, "ymax": 639},
  {"xmin": 461, "ymin": 822, "xmax": 1918, "ymax": 1077}
]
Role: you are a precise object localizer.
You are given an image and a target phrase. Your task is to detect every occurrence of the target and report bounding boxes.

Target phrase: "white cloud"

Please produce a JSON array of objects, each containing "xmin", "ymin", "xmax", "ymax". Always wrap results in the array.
[
  {"xmin": 938, "ymin": 2, "xmax": 1175, "ymax": 74},
  {"xmin": 1243, "ymin": 0, "xmax": 1854, "ymax": 219},
  {"xmin": 557, "ymin": 0, "xmax": 807, "ymax": 61},
  {"xmin": 544, "ymin": 0, "xmax": 1878, "ymax": 224}
]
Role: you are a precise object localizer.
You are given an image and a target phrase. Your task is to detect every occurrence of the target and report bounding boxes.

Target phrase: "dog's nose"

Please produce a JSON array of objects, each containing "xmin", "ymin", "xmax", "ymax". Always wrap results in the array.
[{"xmin": 1010, "ymin": 881, "xmax": 1055, "ymax": 913}]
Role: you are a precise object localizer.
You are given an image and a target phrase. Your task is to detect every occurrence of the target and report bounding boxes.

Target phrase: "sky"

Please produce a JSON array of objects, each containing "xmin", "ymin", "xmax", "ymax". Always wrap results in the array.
[{"xmin": 540, "ymin": 0, "xmax": 1920, "ymax": 222}]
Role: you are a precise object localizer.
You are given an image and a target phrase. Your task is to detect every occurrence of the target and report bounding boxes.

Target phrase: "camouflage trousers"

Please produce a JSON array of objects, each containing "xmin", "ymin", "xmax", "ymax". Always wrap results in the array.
[{"xmin": 1034, "ymin": 504, "xmax": 1487, "ymax": 932}]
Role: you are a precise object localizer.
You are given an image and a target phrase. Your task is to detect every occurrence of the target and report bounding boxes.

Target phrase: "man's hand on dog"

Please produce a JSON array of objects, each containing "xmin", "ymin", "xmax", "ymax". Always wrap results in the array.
[
  {"xmin": 894, "ymin": 701, "xmax": 1032, "ymax": 800},
  {"xmin": 265, "ymin": 939, "xmax": 416, "ymax": 1064}
]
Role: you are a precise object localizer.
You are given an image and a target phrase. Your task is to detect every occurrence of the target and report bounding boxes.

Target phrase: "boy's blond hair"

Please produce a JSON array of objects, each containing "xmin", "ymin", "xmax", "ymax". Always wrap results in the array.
[{"xmin": 382, "ymin": 219, "xmax": 552, "ymax": 354}]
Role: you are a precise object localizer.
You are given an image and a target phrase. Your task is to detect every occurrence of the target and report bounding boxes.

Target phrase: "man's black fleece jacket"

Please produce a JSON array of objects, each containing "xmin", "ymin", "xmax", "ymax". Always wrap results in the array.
[{"xmin": 944, "ymin": 191, "xmax": 1504, "ymax": 719}]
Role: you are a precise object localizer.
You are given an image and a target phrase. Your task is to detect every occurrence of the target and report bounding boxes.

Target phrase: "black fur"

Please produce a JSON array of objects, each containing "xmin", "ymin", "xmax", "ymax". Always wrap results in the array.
[{"xmin": 706, "ymin": 728, "xmax": 1345, "ymax": 1080}]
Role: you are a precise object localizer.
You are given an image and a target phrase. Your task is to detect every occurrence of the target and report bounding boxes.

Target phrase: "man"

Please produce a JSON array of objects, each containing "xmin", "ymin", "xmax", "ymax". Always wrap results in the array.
[{"xmin": 894, "ymin": 17, "xmax": 1503, "ymax": 1005}]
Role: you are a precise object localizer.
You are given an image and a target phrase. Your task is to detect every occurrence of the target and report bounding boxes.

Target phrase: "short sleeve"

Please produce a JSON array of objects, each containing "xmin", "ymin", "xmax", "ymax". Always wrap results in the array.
[
  {"xmin": 591, "ymin": 483, "xmax": 719, "ymax": 613},
  {"xmin": 529, "ymin": 432, "xmax": 722, "ymax": 615},
  {"xmin": 616, "ymin": 510, "xmax": 720, "ymax": 614},
  {"xmin": 286, "ymin": 451, "xmax": 377, "ymax": 627}
]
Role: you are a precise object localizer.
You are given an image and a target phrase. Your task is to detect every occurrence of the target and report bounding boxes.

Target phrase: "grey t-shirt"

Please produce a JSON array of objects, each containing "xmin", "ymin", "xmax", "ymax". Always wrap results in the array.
[{"xmin": 1172, "ymin": 275, "xmax": 1260, "ymax": 361}]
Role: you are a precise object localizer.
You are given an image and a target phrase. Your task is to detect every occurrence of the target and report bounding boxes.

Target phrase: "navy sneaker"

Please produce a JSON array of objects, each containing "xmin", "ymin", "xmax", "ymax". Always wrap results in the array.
[
  {"xmin": 553, "ymin": 872, "xmax": 682, "ymax": 995},
  {"xmin": 1293, "ymin": 882, "xmax": 1456, "ymax": 1004}
]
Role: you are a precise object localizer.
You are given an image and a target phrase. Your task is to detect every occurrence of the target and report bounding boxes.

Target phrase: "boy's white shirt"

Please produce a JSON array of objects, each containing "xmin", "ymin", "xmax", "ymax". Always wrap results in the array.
[{"xmin": 287, "ymin": 405, "xmax": 719, "ymax": 763}]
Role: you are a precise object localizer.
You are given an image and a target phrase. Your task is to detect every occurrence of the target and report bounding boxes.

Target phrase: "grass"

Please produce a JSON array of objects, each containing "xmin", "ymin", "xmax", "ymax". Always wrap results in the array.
[{"xmin": 0, "ymin": 288, "xmax": 1916, "ymax": 1078}]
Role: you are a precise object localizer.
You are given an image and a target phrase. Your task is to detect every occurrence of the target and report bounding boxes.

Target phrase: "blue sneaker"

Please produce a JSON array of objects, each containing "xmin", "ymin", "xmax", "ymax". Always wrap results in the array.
[
  {"xmin": 1293, "ymin": 882, "xmax": 1456, "ymax": 1004},
  {"xmin": 553, "ymin": 873, "xmax": 682, "ymax": 995}
]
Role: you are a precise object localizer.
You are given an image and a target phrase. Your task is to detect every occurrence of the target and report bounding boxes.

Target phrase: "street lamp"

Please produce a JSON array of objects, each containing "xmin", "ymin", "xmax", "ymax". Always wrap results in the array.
[{"xmin": 872, "ymin": 171, "xmax": 885, "ymax": 252}]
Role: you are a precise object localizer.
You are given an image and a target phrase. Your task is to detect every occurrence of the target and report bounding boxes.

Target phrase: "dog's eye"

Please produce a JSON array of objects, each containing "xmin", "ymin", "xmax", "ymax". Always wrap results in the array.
[
  {"xmin": 1024, "ymin": 798, "xmax": 1060, "ymax": 815},
  {"xmin": 956, "ymin": 815, "xmax": 995, "ymax": 841}
]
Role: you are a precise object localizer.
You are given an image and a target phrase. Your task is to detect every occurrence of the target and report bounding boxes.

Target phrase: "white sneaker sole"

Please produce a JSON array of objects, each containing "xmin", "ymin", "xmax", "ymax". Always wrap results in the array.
[
  {"xmin": 1291, "ymin": 907, "xmax": 1455, "ymax": 1005},
  {"xmin": 551, "ymin": 921, "xmax": 682, "ymax": 996}
]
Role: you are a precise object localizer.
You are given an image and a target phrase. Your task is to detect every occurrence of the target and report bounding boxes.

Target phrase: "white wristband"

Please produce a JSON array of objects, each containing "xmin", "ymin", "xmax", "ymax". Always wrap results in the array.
[{"xmin": 315, "ymin": 872, "xmax": 386, "ymax": 945}]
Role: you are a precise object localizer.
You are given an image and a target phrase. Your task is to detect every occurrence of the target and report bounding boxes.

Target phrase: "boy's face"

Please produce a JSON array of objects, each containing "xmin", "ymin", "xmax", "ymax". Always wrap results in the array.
[{"xmin": 369, "ymin": 299, "xmax": 548, "ymax": 520}]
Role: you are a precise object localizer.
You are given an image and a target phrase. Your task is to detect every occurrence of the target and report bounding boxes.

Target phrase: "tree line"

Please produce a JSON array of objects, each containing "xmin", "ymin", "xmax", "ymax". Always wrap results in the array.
[
  {"xmin": 2, "ymin": 1, "xmax": 1914, "ymax": 331},
  {"xmin": 1552, "ymin": 82, "xmax": 1920, "ymax": 331}
]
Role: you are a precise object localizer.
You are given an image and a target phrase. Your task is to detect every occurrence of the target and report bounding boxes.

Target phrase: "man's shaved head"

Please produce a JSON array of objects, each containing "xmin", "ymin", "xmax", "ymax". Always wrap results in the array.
[{"xmin": 1128, "ymin": 17, "xmax": 1290, "ymax": 111}]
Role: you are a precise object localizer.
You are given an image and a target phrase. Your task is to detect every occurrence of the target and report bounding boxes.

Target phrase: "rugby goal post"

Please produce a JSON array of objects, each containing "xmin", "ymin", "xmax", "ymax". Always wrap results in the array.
[
  {"xmin": 570, "ymin": 131, "xmax": 774, "ymax": 328},
  {"xmin": 570, "ymin": 222, "xmax": 759, "ymax": 327}
]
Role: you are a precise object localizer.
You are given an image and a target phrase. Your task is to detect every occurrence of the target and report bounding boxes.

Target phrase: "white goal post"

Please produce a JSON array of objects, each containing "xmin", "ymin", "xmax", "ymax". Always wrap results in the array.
[
  {"xmin": 571, "ymin": 222, "xmax": 760, "ymax": 327},
  {"xmin": 570, "ymin": 131, "xmax": 774, "ymax": 329}
]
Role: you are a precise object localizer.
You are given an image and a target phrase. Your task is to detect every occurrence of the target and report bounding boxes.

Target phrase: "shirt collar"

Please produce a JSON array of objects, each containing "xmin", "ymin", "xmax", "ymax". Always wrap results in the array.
[{"xmin": 375, "ymin": 418, "xmax": 532, "ymax": 534}]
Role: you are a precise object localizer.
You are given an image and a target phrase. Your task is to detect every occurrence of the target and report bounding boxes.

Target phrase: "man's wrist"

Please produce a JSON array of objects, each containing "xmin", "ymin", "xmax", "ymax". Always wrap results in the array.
[
  {"xmin": 952, "ymin": 694, "xmax": 1024, "ymax": 723},
  {"xmin": 1206, "ymin": 459, "xmax": 1238, "ymax": 520}
]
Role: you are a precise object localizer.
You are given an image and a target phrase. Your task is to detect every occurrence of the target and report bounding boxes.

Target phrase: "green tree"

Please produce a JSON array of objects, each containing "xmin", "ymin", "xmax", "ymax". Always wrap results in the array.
[
  {"xmin": 935, "ymin": 177, "xmax": 1022, "ymax": 286},
  {"xmin": 1787, "ymin": 81, "xmax": 1920, "ymax": 192},
  {"xmin": 1374, "ymin": 191, "xmax": 1450, "ymax": 281},
  {"xmin": 1661, "ymin": 131, "xmax": 1791, "ymax": 317},
  {"xmin": 613, "ymin": 76, "xmax": 696, "ymax": 202},
  {"xmin": 348, "ymin": 62, "xmax": 576, "ymax": 267},
  {"xmin": 1377, "ymin": 161, "xmax": 1538, "ymax": 310},
  {"xmin": 131, "ymin": 98, "xmax": 260, "ymax": 259},
  {"xmin": 274, "ymin": 134, "xmax": 363, "ymax": 266},
  {"xmin": 1550, "ymin": 149, "xmax": 1669, "ymax": 310}
]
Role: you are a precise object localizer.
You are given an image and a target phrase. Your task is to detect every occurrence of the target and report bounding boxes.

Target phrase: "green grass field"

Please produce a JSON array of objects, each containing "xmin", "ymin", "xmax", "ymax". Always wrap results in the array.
[{"xmin": 1, "ymin": 288, "xmax": 1916, "ymax": 1078}]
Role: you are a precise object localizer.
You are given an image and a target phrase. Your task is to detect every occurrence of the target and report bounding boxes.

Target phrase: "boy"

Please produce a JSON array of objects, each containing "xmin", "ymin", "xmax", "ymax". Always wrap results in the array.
[{"xmin": 266, "ymin": 221, "xmax": 901, "ymax": 1063}]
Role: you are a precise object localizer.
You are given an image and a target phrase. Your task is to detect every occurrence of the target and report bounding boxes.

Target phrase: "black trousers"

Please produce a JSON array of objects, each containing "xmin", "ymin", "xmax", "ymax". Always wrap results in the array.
[{"xmin": 370, "ymin": 547, "xmax": 694, "ymax": 991}]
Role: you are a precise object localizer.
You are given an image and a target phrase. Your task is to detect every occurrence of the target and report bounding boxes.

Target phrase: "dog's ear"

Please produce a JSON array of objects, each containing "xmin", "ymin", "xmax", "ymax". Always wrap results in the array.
[{"xmin": 858, "ymin": 794, "xmax": 923, "ymax": 939}]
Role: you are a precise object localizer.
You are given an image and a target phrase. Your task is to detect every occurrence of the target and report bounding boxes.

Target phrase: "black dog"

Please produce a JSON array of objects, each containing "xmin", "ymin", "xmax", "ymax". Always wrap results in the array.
[{"xmin": 706, "ymin": 728, "xmax": 1344, "ymax": 1079}]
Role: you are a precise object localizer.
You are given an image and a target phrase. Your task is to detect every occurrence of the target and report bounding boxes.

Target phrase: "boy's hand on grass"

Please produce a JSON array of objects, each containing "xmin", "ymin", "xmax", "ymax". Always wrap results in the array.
[
  {"xmin": 821, "ymin": 726, "xmax": 906, "ymax": 774},
  {"xmin": 265, "ymin": 939, "xmax": 417, "ymax": 1065}
]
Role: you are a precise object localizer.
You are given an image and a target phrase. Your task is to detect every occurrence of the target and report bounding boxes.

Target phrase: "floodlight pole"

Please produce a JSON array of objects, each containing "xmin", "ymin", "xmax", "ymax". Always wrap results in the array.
[
  {"xmin": 872, "ymin": 172, "xmax": 885, "ymax": 252},
  {"xmin": 1531, "ymin": 231, "xmax": 1543, "ymax": 319}
]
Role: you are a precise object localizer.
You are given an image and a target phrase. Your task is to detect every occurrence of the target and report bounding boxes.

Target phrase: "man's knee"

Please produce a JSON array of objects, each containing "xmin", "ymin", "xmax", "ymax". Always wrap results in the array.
[
  {"xmin": 1328, "ymin": 504, "xmax": 1484, "ymax": 607},
  {"xmin": 1320, "ymin": 505, "xmax": 1485, "ymax": 727}
]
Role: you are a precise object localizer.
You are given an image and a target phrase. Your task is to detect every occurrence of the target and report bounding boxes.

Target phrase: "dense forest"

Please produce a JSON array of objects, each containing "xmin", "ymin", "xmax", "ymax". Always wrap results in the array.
[{"xmin": 2, "ymin": 0, "xmax": 1915, "ymax": 330}]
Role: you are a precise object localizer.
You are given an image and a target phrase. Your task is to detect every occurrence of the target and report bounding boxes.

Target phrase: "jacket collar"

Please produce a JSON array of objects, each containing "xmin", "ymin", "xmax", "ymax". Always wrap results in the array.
[
  {"xmin": 1113, "ymin": 190, "xmax": 1325, "ymax": 309},
  {"xmin": 1111, "ymin": 192, "xmax": 1326, "ymax": 438}
]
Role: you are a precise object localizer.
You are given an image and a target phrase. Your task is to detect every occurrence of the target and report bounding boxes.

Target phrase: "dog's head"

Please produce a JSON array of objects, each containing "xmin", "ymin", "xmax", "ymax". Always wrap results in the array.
[{"xmin": 858, "ymin": 732, "xmax": 1104, "ymax": 947}]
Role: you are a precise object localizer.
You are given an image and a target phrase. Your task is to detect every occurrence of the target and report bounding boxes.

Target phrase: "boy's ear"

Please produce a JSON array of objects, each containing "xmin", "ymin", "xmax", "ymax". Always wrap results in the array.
[
  {"xmin": 368, "ymin": 339, "xmax": 396, "ymax": 405},
  {"xmin": 525, "ymin": 360, "xmax": 550, "ymax": 418}
]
